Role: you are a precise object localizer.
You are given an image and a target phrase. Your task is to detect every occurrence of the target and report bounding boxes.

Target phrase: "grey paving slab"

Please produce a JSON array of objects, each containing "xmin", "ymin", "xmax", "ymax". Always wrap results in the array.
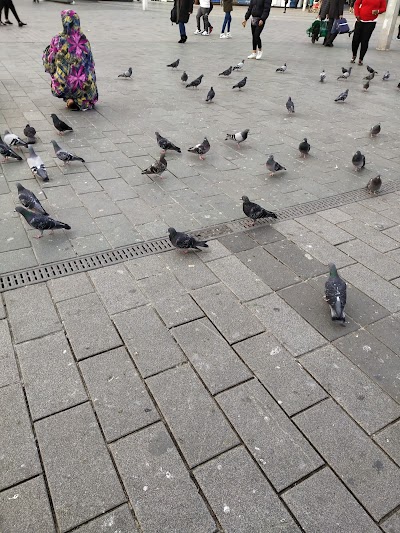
[
  {"xmin": 282, "ymin": 467, "xmax": 381, "ymax": 533},
  {"xmin": 146, "ymin": 364, "xmax": 239, "ymax": 467},
  {"xmin": 0, "ymin": 319, "xmax": 19, "ymax": 388},
  {"xmin": 338, "ymin": 219, "xmax": 399, "ymax": 253},
  {"xmin": 67, "ymin": 171, "xmax": 103, "ymax": 194},
  {"xmin": 70, "ymin": 233, "xmax": 110, "ymax": 255},
  {"xmin": 244, "ymin": 225, "xmax": 285, "ymax": 245},
  {"xmin": 80, "ymin": 191, "xmax": 122, "ymax": 218},
  {"xmin": 35, "ymin": 403, "xmax": 126, "ymax": 532},
  {"xmin": 79, "ymin": 347, "xmax": 159, "ymax": 442},
  {"xmin": 117, "ymin": 198, "xmax": 156, "ymax": 226},
  {"xmin": 125, "ymin": 254, "xmax": 166, "ymax": 280},
  {"xmin": 4, "ymin": 285, "xmax": 62, "ymax": 344},
  {"xmin": 374, "ymin": 420, "xmax": 400, "ymax": 467},
  {"xmin": 73, "ymin": 505, "xmax": 138, "ymax": 533},
  {"xmin": 234, "ymin": 332, "xmax": 327, "ymax": 416},
  {"xmin": 293, "ymin": 399, "xmax": 400, "ymax": 521},
  {"xmin": 265, "ymin": 238, "xmax": 328, "ymax": 279},
  {"xmin": 385, "ymin": 224, "xmax": 400, "ymax": 243},
  {"xmin": 300, "ymin": 345, "xmax": 400, "ymax": 434},
  {"xmin": 367, "ymin": 315, "xmax": 400, "ymax": 356},
  {"xmin": 0, "ymin": 248, "xmax": 37, "ymax": 275},
  {"xmin": 57, "ymin": 293, "xmax": 122, "ymax": 360},
  {"xmin": 111, "ymin": 423, "xmax": 215, "ymax": 533},
  {"xmin": 100, "ymin": 177, "xmax": 138, "ymax": 201},
  {"xmin": 297, "ymin": 213, "xmax": 355, "ymax": 245},
  {"xmin": 113, "ymin": 306, "xmax": 185, "ymax": 377},
  {"xmin": 47, "ymin": 272, "xmax": 94, "ymax": 303},
  {"xmin": 0, "ymin": 218, "xmax": 30, "ymax": 253},
  {"xmin": 85, "ymin": 160, "xmax": 120, "ymax": 180},
  {"xmin": 340, "ymin": 202, "xmax": 398, "ymax": 230},
  {"xmin": 381, "ymin": 510, "xmax": 400, "ymax": 533},
  {"xmin": 0, "ymin": 476, "xmax": 56, "ymax": 533},
  {"xmin": 218, "ymin": 232, "xmax": 258, "ymax": 253},
  {"xmin": 198, "ymin": 239, "xmax": 231, "ymax": 262},
  {"xmin": 247, "ymin": 293, "xmax": 326, "ymax": 357},
  {"xmin": 191, "ymin": 283, "xmax": 264, "ymax": 344},
  {"xmin": 95, "ymin": 213, "xmax": 143, "ymax": 248},
  {"xmin": 16, "ymin": 331, "xmax": 87, "ymax": 421},
  {"xmin": 216, "ymin": 379, "xmax": 323, "ymax": 491},
  {"xmin": 0, "ymin": 384, "xmax": 41, "ymax": 491},
  {"xmin": 162, "ymin": 251, "xmax": 219, "ymax": 290},
  {"xmin": 44, "ymin": 185, "xmax": 82, "ymax": 210},
  {"xmin": 338, "ymin": 239, "xmax": 400, "ymax": 281},
  {"xmin": 195, "ymin": 446, "xmax": 300, "ymax": 533},
  {"xmin": 52, "ymin": 206, "xmax": 100, "ymax": 238}
]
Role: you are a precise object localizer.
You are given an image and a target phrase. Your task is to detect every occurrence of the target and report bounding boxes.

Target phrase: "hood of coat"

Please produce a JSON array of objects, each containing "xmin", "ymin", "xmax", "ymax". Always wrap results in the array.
[{"xmin": 61, "ymin": 9, "xmax": 81, "ymax": 35}]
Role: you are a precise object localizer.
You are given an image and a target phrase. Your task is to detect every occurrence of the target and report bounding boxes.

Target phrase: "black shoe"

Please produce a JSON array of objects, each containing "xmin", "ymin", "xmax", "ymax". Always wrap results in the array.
[
  {"xmin": 5, "ymin": 20, "xmax": 13, "ymax": 24},
  {"xmin": 178, "ymin": 37, "xmax": 184, "ymax": 43},
  {"xmin": 18, "ymin": 21, "xmax": 27, "ymax": 27}
]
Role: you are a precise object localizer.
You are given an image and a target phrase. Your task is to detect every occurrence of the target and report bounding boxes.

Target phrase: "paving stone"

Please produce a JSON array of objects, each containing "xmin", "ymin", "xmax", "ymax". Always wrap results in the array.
[
  {"xmin": 0, "ymin": 476, "xmax": 56, "ymax": 533},
  {"xmin": 57, "ymin": 293, "xmax": 122, "ymax": 360},
  {"xmin": 0, "ymin": 218, "xmax": 31, "ymax": 253},
  {"xmin": 293, "ymin": 399, "xmax": 400, "ymax": 521},
  {"xmin": 334, "ymin": 330, "xmax": 400, "ymax": 403},
  {"xmin": 0, "ymin": 384, "xmax": 41, "ymax": 491},
  {"xmin": 147, "ymin": 364, "xmax": 239, "ymax": 467},
  {"xmin": 95, "ymin": 213, "xmax": 143, "ymax": 248},
  {"xmin": 374, "ymin": 420, "xmax": 400, "ymax": 467},
  {"xmin": 282, "ymin": 467, "xmax": 381, "ymax": 533},
  {"xmin": 381, "ymin": 509, "xmax": 400, "ymax": 533},
  {"xmin": 338, "ymin": 239, "xmax": 400, "ymax": 281},
  {"xmin": 113, "ymin": 306, "xmax": 185, "ymax": 377},
  {"xmin": 216, "ymin": 379, "xmax": 323, "ymax": 491},
  {"xmin": 162, "ymin": 251, "xmax": 219, "ymax": 290},
  {"xmin": 367, "ymin": 315, "xmax": 400, "ymax": 355},
  {"xmin": 198, "ymin": 239, "xmax": 231, "ymax": 262},
  {"xmin": 110, "ymin": 423, "xmax": 215, "ymax": 533},
  {"xmin": 4, "ymin": 284, "xmax": 62, "ymax": 344},
  {"xmin": 0, "ymin": 247, "xmax": 37, "ymax": 275},
  {"xmin": 67, "ymin": 171, "xmax": 103, "ymax": 194},
  {"xmin": 338, "ymin": 219, "xmax": 399, "ymax": 253},
  {"xmin": 0, "ymin": 319, "xmax": 19, "ymax": 388},
  {"xmin": 300, "ymin": 345, "xmax": 400, "ymax": 434},
  {"xmin": 297, "ymin": 213, "xmax": 355, "ymax": 245},
  {"xmin": 47, "ymin": 272, "xmax": 94, "ymax": 302},
  {"xmin": 218, "ymin": 232, "xmax": 258, "ymax": 253},
  {"xmin": 86, "ymin": 160, "xmax": 120, "ymax": 180},
  {"xmin": 53, "ymin": 206, "xmax": 100, "ymax": 238},
  {"xmin": 265, "ymin": 238, "xmax": 328, "ymax": 279},
  {"xmin": 384, "ymin": 224, "xmax": 400, "ymax": 243},
  {"xmin": 80, "ymin": 191, "xmax": 122, "ymax": 218},
  {"xmin": 125, "ymin": 254, "xmax": 166, "ymax": 280},
  {"xmin": 247, "ymin": 293, "xmax": 326, "ymax": 356},
  {"xmin": 317, "ymin": 207, "xmax": 353, "ymax": 224},
  {"xmin": 195, "ymin": 446, "xmax": 300, "ymax": 533},
  {"xmin": 340, "ymin": 202, "xmax": 397, "ymax": 230},
  {"xmin": 44, "ymin": 185, "xmax": 82, "ymax": 210},
  {"xmin": 191, "ymin": 283, "xmax": 264, "ymax": 344},
  {"xmin": 117, "ymin": 198, "xmax": 156, "ymax": 225},
  {"xmin": 73, "ymin": 505, "xmax": 138, "ymax": 532},
  {"xmin": 100, "ymin": 177, "xmax": 138, "ymax": 201},
  {"xmin": 234, "ymin": 332, "xmax": 327, "ymax": 416},
  {"xmin": 244, "ymin": 225, "xmax": 285, "ymax": 245},
  {"xmin": 0, "ymin": 294, "xmax": 5, "ymax": 319}
]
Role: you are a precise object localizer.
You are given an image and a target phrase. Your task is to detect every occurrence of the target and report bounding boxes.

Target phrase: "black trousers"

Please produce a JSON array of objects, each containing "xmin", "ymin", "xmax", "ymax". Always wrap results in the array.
[
  {"xmin": 324, "ymin": 18, "xmax": 338, "ymax": 45},
  {"xmin": 0, "ymin": 0, "xmax": 21, "ymax": 23},
  {"xmin": 351, "ymin": 20, "xmax": 376, "ymax": 60},
  {"xmin": 251, "ymin": 22, "xmax": 265, "ymax": 50}
]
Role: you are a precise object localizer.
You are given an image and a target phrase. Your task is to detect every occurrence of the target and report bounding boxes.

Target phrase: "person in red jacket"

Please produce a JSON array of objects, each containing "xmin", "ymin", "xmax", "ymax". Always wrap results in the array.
[{"xmin": 351, "ymin": 0, "xmax": 386, "ymax": 65}]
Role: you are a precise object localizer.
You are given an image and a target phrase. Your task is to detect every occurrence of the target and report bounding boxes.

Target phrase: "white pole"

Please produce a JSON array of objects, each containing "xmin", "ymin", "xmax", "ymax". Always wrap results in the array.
[
  {"xmin": 302, "ymin": 0, "xmax": 308, "ymax": 12},
  {"xmin": 142, "ymin": 0, "xmax": 148, "ymax": 10},
  {"xmin": 376, "ymin": 0, "xmax": 400, "ymax": 50}
]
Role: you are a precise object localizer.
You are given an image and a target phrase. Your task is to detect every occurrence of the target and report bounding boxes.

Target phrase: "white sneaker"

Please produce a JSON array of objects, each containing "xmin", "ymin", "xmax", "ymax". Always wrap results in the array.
[
  {"xmin": 202, "ymin": 30, "xmax": 209, "ymax": 36},
  {"xmin": 194, "ymin": 29, "xmax": 202, "ymax": 34},
  {"xmin": 247, "ymin": 52, "xmax": 257, "ymax": 59},
  {"xmin": 226, "ymin": 32, "xmax": 232, "ymax": 38},
  {"xmin": 256, "ymin": 50, "xmax": 263, "ymax": 60},
  {"xmin": 220, "ymin": 33, "xmax": 226, "ymax": 38}
]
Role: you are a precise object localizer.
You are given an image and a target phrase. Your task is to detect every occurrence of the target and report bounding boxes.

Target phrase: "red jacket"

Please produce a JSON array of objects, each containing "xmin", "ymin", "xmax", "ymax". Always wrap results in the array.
[{"xmin": 354, "ymin": 0, "xmax": 386, "ymax": 21}]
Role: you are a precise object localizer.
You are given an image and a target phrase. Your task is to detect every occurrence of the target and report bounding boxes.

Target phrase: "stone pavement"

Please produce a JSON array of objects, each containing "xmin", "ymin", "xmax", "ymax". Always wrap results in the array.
[{"xmin": 1, "ymin": 1, "xmax": 400, "ymax": 532}]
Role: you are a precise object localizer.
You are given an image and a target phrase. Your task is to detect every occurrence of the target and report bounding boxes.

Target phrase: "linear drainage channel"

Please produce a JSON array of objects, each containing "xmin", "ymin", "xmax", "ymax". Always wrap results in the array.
[{"xmin": 1, "ymin": 180, "xmax": 399, "ymax": 292}]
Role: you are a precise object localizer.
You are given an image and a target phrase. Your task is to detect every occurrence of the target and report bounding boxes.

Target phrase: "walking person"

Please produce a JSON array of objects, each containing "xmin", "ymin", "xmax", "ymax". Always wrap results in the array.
[
  {"xmin": 0, "ymin": 0, "xmax": 26, "ymax": 26},
  {"xmin": 171, "ymin": 0, "xmax": 194, "ymax": 42},
  {"xmin": 242, "ymin": 0, "xmax": 272, "ymax": 60},
  {"xmin": 194, "ymin": 0, "xmax": 211, "ymax": 36},
  {"xmin": 351, "ymin": 0, "xmax": 386, "ymax": 64},
  {"xmin": 220, "ymin": 0, "xmax": 233, "ymax": 38},
  {"xmin": 319, "ymin": 0, "xmax": 345, "ymax": 47}
]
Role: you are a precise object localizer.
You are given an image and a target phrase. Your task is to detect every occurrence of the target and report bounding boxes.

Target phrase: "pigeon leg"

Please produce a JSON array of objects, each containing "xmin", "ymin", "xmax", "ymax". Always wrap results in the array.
[
  {"xmin": 269, "ymin": 172, "xmax": 274, "ymax": 176},
  {"xmin": 34, "ymin": 231, "xmax": 44, "ymax": 239},
  {"xmin": 237, "ymin": 143, "xmax": 241, "ymax": 149},
  {"xmin": 199, "ymin": 155, "xmax": 205, "ymax": 160},
  {"xmin": 1, "ymin": 158, "xmax": 7, "ymax": 163}
]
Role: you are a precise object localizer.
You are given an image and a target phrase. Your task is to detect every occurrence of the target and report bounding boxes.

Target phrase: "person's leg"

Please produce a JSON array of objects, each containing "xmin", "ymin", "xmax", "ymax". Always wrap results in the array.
[
  {"xmin": 202, "ymin": 8, "xmax": 209, "ymax": 33},
  {"xmin": 324, "ymin": 19, "xmax": 337, "ymax": 45},
  {"xmin": 221, "ymin": 12, "xmax": 228, "ymax": 33},
  {"xmin": 397, "ymin": 23, "xmax": 400, "ymax": 38},
  {"xmin": 256, "ymin": 23, "xmax": 264, "ymax": 50},
  {"xmin": 227, "ymin": 13, "xmax": 231, "ymax": 32},
  {"xmin": 196, "ymin": 7, "xmax": 202, "ymax": 31},
  {"xmin": 359, "ymin": 22, "xmax": 376, "ymax": 61},
  {"xmin": 351, "ymin": 20, "xmax": 362, "ymax": 59},
  {"xmin": 179, "ymin": 21, "xmax": 187, "ymax": 41},
  {"xmin": 5, "ymin": 0, "xmax": 22, "ymax": 24},
  {"xmin": 251, "ymin": 23, "xmax": 257, "ymax": 53}
]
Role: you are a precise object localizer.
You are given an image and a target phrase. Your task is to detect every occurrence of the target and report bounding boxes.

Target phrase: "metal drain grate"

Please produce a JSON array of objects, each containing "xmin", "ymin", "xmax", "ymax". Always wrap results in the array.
[{"xmin": 1, "ymin": 181, "xmax": 399, "ymax": 292}]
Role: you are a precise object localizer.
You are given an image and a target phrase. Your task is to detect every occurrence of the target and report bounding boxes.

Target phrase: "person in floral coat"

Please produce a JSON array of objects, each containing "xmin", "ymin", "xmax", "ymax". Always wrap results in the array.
[{"xmin": 42, "ymin": 10, "xmax": 98, "ymax": 111}]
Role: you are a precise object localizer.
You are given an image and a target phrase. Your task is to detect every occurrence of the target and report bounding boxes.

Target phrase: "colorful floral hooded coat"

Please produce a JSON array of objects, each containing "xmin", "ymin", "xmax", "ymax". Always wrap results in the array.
[{"xmin": 42, "ymin": 10, "xmax": 98, "ymax": 111}]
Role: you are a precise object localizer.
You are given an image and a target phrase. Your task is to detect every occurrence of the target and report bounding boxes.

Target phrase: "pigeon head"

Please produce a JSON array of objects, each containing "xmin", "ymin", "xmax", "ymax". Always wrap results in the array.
[
  {"xmin": 243, "ymin": 129, "xmax": 250, "ymax": 135},
  {"xmin": 15, "ymin": 205, "xmax": 32, "ymax": 218},
  {"xmin": 241, "ymin": 195, "xmax": 250, "ymax": 203},
  {"xmin": 51, "ymin": 140, "xmax": 61, "ymax": 151},
  {"xmin": 16, "ymin": 183, "xmax": 24, "ymax": 192},
  {"xmin": 168, "ymin": 227, "xmax": 177, "ymax": 237},
  {"xmin": 328, "ymin": 263, "xmax": 338, "ymax": 277},
  {"xmin": 303, "ymin": 138, "xmax": 308, "ymax": 142},
  {"xmin": 50, "ymin": 114, "xmax": 57, "ymax": 119},
  {"xmin": 267, "ymin": 155, "xmax": 274, "ymax": 161}
]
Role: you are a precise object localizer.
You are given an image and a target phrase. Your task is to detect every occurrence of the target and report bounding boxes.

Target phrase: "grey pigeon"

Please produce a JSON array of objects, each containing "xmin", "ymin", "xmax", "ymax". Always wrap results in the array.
[
  {"xmin": 219, "ymin": 66, "xmax": 233, "ymax": 77},
  {"xmin": 50, "ymin": 114, "xmax": 73, "ymax": 135},
  {"xmin": 168, "ymin": 227, "xmax": 208, "ymax": 252},
  {"xmin": 363, "ymin": 72, "xmax": 374, "ymax": 81},
  {"xmin": 366, "ymin": 65, "xmax": 377, "ymax": 74},
  {"xmin": 16, "ymin": 183, "xmax": 48, "ymax": 215},
  {"xmin": 233, "ymin": 60, "xmax": 245, "ymax": 71},
  {"xmin": 335, "ymin": 89, "xmax": 349, "ymax": 102},
  {"xmin": 27, "ymin": 146, "xmax": 48, "ymax": 181},
  {"xmin": 155, "ymin": 132, "xmax": 181, "ymax": 153},
  {"xmin": 337, "ymin": 67, "xmax": 352, "ymax": 80},
  {"xmin": 241, "ymin": 195, "xmax": 277, "ymax": 225},
  {"xmin": 286, "ymin": 96, "xmax": 295, "ymax": 113},
  {"xmin": 299, "ymin": 138, "xmax": 310, "ymax": 157},
  {"xmin": 363, "ymin": 80, "xmax": 370, "ymax": 91},
  {"xmin": 324, "ymin": 263, "xmax": 347, "ymax": 325},
  {"xmin": 352, "ymin": 150, "xmax": 365, "ymax": 171},
  {"xmin": 24, "ymin": 124, "xmax": 36, "ymax": 143},
  {"xmin": 206, "ymin": 87, "xmax": 215, "ymax": 103},
  {"xmin": 4, "ymin": 130, "xmax": 28, "ymax": 149},
  {"xmin": 341, "ymin": 66, "xmax": 350, "ymax": 74},
  {"xmin": 370, "ymin": 123, "xmax": 381, "ymax": 137},
  {"xmin": 276, "ymin": 63, "xmax": 287, "ymax": 72},
  {"xmin": 366, "ymin": 174, "xmax": 382, "ymax": 194},
  {"xmin": 167, "ymin": 59, "xmax": 180, "ymax": 69},
  {"xmin": 188, "ymin": 137, "xmax": 210, "ymax": 160},
  {"xmin": 225, "ymin": 129, "xmax": 249, "ymax": 148},
  {"xmin": 186, "ymin": 74, "xmax": 204, "ymax": 89},
  {"xmin": 141, "ymin": 154, "xmax": 167, "ymax": 177},
  {"xmin": 118, "ymin": 67, "xmax": 132, "ymax": 78},
  {"xmin": 51, "ymin": 140, "xmax": 85, "ymax": 165},
  {"xmin": 232, "ymin": 77, "xmax": 247, "ymax": 90},
  {"xmin": 16, "ymin": 205, "xmax": 71, "ymax": 239},
  {"xmin": 181, "ymin": 71, "xmax": 188, "ymax": 83},
  {"xmin": 382, "ymin": 70, "xmax": 390, "ymax": 81},
  {"xmin": 320, "ymin": 69, "xmax": 326, "ymax": 82},
  {"xmin": 266, "ymin": 154, "xmax": 286, "ymax": 176},
  {"xmin": 0, "ymin": 135, "xmax": 23, "ymax": 162}
]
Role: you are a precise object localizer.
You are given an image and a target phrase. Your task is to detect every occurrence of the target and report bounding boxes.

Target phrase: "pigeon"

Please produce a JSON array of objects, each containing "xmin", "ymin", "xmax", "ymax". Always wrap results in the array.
[
  {"xmin": 266, "ymin": 154, "xmax": 286, "ymax": 176},
  {"xmin": 382, "ymin": 70, "xmax": 390, "ymax": 81},
  {"xmin": 16, "ymin": 183, "xmax": 48, "ymax": 215},
  {"xmin": 233, "ymin": 60, "xmax": 245, "ymax": 71},
  {"xmin": 352, "ymin": 150, "xmax": 365, "ymax": 171},
  {"xmin": 188, "ymin": 137, "xmax": 210, "ymax": 160},
  {"xmin": 50, "ymin": 114, "xmax": 73, "ymax": 135},
  {"xmin": 27, "ymin": 145, "xmax": 49, "ymax": 181},
  {"xmin": 320, "ymin": 69, "xmax": 326, "ymax": 82},
  {"xmin": 337, "ymin": 67, "xmax": 352, "ymax": 80},
  {"xmin": 0, "ymin": 136, "xmax": 23, "ymax": 162},
  {"xmin": 181, "ymin": 71, "xmax": 188, "ymax": 83},
  {"xmin": 51, "ymin": 140, "xmax": 85, "ymax": 165},
  {"xmin": 335, "ymin": 89, "xmax": 349, "ymax": 102},
  {"xmin": 168, "ymin": 227, "xmax": 208, "ymax": 252},
  {"xmin": 155, "ymin": 132, "xmax": 181, "ymax": 153},
  {"xmin": 370, "ymin": 123, "xmax": 381, "ymax": 137},
  {"xmin": 24, "ymin": 124, "xmax": 36, "ymax": 143},
  {"xmin": 366, "ymin": 65, "xmax": 377, "ymax": 74},
  {"xmin": 206, "ymin": 87, "xmax": 215, "ymax": 103},
  {"xmin": 141, "ymin": 154, "xmax": 167, "ymax": 177},
  {"xmin": 167, "ymin": 59, "xmax": 180, "ymax": 69},
  {"xmin": 232, "ymin": 77, "xmax": 247, "ymax": 90},
  {"xmin": 299, "ymin": 138, "xmax": 310, "ymax": 157},
  {"xmin": 363, "ymin": 72, "xmax": 374, "ymax": 81},
  {"xmin": 341, "ymin": 66, "xmax": 350, "ymax": 74},
  {"xmin": 363, "ymin": 80, "xmax": 370, "ymax": 91},
  {"xmin": 241, "ymin": 196, "xmax": 277, "ymax": 225},
  {"xmin": 286, "ymin": 96, "xmax": 295, "ymax": 113},
  {"xmin": 366, "ymin": 174, "xmax": 382, "ymax": 194},
  {"xmin": 118, "ymin": 67, "xmax": 132, "ymax": 78},
  {"xmin": 324, "ymin": 263, "xmax": 346, "ymax": 325},
  {"xmin": 15, "ymin": 206, "xmax": 71, "ymax": 239},
  {"xmin": 4, "ymin": 130, "xmax": 28, "ymax": 149},
  {"xmin": 276, "ymin": 63, "xmax": 287, "ymax": 72},
  {"xmin": 225, "ymin": 129, "xmax": 249, "ymax": 148},
  {"xmin": 186, "ymin": 74, "xmax": 204, "ymax": 89},
  {"xmin": 219, "ymin": 66, "xmax": 233, "ymax": 77}
]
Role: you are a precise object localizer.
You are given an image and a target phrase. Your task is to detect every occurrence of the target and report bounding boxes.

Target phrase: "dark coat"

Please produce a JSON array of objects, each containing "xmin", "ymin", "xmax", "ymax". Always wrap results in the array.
[
  {"xmin": 172, "ymin": 0, "xmax": 194, "ymax": 24},
  {"xmin": 244, "ymin": 0, "xmax": 272, "ymax": 22},
  {"xmin": 223, "ymin": 0, "xmax": 233, "ymax": 12},
  {"xmin": 319, "ymin": 0, "xmax": 345, "ymax": 19}
]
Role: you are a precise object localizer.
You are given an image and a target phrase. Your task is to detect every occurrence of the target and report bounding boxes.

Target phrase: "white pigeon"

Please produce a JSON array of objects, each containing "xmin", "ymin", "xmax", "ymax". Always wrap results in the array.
[
  {"xmin": 4, "ymin": 130, "xmax": 28, "ymax": 149},
  {"xmin": 382, "ymin": 70, "xmax": 390, "ymax": 81},
  {"xmin": 225, "ymin": 129, "xmax": 249, "ymax": 148},
  {"xmin": 233, "ymin": 60, "xmax": 245, "ymax": 71},
  {"xmin": 320, "ymin": 69, "xmax": 326, "ymax": 82},
  {"xmin": 27, "ymin": 145, "xmax": 49, "ymax": 181},
  {"xmin": 276, "ymin": 63, "xmax": 287, "ymax": 73}
]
